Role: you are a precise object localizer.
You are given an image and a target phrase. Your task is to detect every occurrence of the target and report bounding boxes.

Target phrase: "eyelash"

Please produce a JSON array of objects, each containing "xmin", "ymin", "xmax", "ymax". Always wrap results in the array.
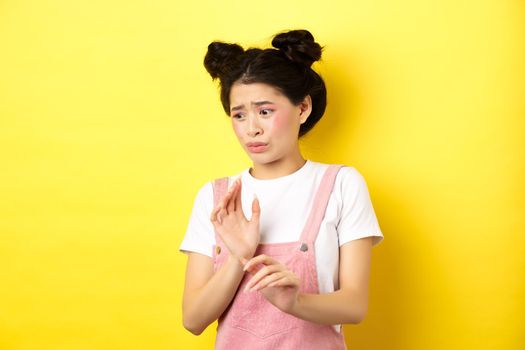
[
  {"xmin": 232, "ymin": 109, "xmax": 274, "ymax": 120},
  {"xmin": 260, "ymin": 108, "xmax": 273, "ymax": 116}
]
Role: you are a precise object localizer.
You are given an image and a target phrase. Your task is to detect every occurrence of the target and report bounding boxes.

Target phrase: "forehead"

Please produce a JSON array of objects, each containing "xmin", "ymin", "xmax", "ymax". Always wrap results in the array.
[{"xmin": 229, "ymin": 82, "xmax": 285, "ymax": 105}]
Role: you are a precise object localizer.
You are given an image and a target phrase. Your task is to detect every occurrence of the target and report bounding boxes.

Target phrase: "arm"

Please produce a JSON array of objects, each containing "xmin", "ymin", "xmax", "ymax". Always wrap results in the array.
[
  {"xmin": 182, "ymin": 252, "xmax": 245, "ymax": 335},
  {"xmin": 244, "ymin": 236, "xmax": 374, "ymax": 325},
  {"xmin": 291, "ymin": 236, "xmax": 373, "ymax": 324},
  {"xmin": 182, "ymin": 178, "xmax": 261, "ymax": 335}
]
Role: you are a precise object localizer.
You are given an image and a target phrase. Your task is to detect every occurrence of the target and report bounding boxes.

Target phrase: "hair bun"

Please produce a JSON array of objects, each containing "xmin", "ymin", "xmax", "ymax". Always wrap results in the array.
[
  {"xmin": 204, "ymin": 42, "xmax": 244, "ymax": 80},
  {"xmin": 271, "ymin": 29, "xmax": 322, "ymax": 68}
]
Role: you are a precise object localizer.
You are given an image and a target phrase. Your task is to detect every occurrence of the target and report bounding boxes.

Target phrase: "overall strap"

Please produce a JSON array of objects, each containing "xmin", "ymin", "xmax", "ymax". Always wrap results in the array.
[
  {"xmin": 299, "ymin": 164, "xmax": 344, "ymax": 244},
  {"xmin": 212, "ymin": 177, "xmax": 229, "ymax": 244}
]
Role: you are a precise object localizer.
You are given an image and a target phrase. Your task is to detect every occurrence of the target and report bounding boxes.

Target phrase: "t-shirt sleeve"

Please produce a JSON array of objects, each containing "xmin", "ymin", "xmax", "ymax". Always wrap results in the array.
[
  {"xmin": 179, "ymin": 181, "xmax": 216, "ymax": 257},
  {"xmin": 336, "ymin": 167, "xmax": 384, "ymax": 247}
]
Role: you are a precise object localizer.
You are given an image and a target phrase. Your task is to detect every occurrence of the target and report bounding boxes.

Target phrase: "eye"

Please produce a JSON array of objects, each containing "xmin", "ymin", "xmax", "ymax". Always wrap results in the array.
[
  {"xmin": 260, "ymin": 108, "xmax": 274, "ymax": 116},
  {"xmin": 232, "ymin": 113, "xmax": 244, "ymax": 120}
]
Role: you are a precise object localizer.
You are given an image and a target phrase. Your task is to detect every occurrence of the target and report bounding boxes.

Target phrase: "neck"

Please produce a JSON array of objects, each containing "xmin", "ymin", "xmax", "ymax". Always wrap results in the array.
[{"xmin": 249, "ymin": 152, "xmax": 307, "ymax": 180}]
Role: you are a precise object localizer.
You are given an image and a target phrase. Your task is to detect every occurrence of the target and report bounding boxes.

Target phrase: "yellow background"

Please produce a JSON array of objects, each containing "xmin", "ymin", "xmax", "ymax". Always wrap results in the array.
[{"xmin": 1, "ymin": 0, "xmax": 524, "ymax": 349}]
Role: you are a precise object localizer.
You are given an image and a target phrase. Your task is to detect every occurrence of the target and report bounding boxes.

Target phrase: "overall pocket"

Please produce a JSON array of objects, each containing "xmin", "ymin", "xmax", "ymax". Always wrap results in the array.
[{"xmin": 226, "ymin": 252, "xmax": 311, "ymax": 339}]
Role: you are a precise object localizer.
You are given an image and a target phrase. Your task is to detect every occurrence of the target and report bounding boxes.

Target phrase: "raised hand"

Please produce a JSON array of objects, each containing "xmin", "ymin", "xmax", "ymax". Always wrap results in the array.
[
  {"xmin": 242, "ymin": 254, "xmax": 300, "ymax": 314},
  {"xmin": 210, "ymin": 178, "xmax": 261, "ymax": 261}
]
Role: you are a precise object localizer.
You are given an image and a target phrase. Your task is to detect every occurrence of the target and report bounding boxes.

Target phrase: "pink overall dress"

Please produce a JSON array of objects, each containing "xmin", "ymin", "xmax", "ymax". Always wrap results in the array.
[{"xmin": 212, "ymin": 164, "xmax": 347, "ymax": 350}]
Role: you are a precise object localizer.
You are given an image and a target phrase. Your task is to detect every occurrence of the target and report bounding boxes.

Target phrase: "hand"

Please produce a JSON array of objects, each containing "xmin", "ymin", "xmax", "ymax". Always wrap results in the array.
[
  {"xmin": 242, "ymin": 254, "xmax": 300, "ymax": 314},
  {"xmin": 210, "ymin": 178, "xmax": 261, "ymax": 261}
]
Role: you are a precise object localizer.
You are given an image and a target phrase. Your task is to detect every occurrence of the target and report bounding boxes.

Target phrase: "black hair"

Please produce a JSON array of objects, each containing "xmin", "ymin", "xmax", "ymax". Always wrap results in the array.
[{"xmin": 203, "ymin": 29, "xmax": 326, "ymax": 137}]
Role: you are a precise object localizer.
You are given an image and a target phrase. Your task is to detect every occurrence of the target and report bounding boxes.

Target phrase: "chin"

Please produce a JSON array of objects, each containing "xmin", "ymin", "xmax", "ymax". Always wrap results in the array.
[{"xmin": 248, "ymin": 153, "xmax": 282, "ymax": 166}]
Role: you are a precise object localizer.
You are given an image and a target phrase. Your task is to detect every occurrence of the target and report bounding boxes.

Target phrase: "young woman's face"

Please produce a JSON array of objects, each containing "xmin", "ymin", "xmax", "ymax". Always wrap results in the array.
[{"xmin": 228, "ymin": 82, "xmax": 311, "ymax": 166}]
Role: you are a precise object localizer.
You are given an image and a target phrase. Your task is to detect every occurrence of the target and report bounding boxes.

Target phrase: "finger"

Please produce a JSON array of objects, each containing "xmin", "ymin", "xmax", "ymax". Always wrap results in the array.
[
  {"xmin": 210, "ymin": 202, "xmax": 226, "ymax": 225},
  {"xmin": 246, "ymin": 271, "xmax": 286, "ymax": 292},
  {"xmin": 243, "ymin": 254, "xmax": 278, "ymax": 272},
  {"xmin": 217, "ymin": 207, "xmax": 227, "ymax": 224},
  {"xmin": 245, "ymin": 264, "xmax": 282, "ymax": 290},
  {"xmin": 227, "ymin": 181, "xmax": 238, "ymax": 213},
  {"xmin": 268, "ymin": 275, "xmax": 299, "ymax": 288},
  {"xmin": 267, "ymin": 276, "xmax": 287, "ymax": 288},
  {"xmin": 234, "ymin": 181, "xmax": 242, "ymax": 211},
  {"xmin": 234, "ymin": 179, "xmax": 242, "ymax": 213},
  {"xmin": 210, "ymin": 204, "xmax": 220, "ymax": 223},
  {"xmin": 234, "ymin": 181, "xmax": 246, "ymax": 220},
  {"xmin": 250, "ymin": 195, "xmax": 260, "ymax": 223},
  {"xmin": 220, "ymin": 189, "xmax": 234, "ymax": 215}
]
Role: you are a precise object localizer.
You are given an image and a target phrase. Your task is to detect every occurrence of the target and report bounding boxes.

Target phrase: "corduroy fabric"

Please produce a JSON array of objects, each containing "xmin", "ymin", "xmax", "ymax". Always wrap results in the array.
[{"xmin": 212, "ymin": 165, "xmax": 347, "ymax": 350}]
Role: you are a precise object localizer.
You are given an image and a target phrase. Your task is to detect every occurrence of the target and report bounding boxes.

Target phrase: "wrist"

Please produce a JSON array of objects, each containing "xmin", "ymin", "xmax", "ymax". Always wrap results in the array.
[
  {"xmin": 226, "ymin": 254, "xmax": 244, "ymax": 268},
  {"xmin": 236, "ymin": 250, "xmax": 256, "ymax": 264},
  {"xmin": 289, "ymin": 292, "xmax": 304, "ymax": 317}
]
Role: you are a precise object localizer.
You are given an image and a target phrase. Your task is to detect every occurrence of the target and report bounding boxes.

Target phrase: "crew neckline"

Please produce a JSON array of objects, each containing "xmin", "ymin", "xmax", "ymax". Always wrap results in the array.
[{"xmin": 242, "ymin": 160, "xmax": 313, "ymax": 185}]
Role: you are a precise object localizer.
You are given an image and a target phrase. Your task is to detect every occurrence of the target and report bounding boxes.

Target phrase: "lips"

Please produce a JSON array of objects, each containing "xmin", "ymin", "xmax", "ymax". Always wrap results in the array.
[
  {"xmin": 246, "ymin": 142, "xmax": 267, "ymax": 147},
  {"xmin": 246, "ymin": 142, "xmax": 268, "ymax": 153}
]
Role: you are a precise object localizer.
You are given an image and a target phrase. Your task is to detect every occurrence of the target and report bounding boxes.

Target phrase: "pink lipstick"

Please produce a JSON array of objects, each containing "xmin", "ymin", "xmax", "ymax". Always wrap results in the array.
[{"xmin": 246, "ymin": 142, "xmax": 268, "ymax": 153}]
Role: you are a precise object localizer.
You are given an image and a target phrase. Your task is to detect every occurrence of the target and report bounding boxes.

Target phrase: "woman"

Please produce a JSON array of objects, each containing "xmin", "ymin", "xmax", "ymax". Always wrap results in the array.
[{"xmin": 180, "ymin": 29, "xmax": 384, "ymax": 349}]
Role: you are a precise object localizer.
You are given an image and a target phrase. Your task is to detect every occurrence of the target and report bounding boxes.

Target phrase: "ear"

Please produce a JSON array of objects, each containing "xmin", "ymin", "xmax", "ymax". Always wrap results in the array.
[{"xmin": 298, "ymin": 95, "xmax": 313, "ymax": 124}]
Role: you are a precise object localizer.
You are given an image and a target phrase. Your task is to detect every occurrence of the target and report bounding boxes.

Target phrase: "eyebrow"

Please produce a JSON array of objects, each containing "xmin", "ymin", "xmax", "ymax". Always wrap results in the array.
[{"xmin": 230, "ymin": 101, "xmax": 275, "ymax": 112}]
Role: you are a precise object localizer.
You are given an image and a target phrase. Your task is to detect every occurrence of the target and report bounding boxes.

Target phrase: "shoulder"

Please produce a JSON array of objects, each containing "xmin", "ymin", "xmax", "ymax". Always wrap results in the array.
[
  {"xmin": 309, "ymin": 162, "xmax": 372, "ymax": 204},
  {"xmin": 335, "ymin": 166, "xmax": 370, "ymax": 199},
  {"xmin": 188, "ymin": 181, "xmax": 214, "ymax": 214},
  {"xmin": 336, "ymin": 165, "xmax": 366, "ymax": 186},
  {"xmin": 191, "ymin": 169, "xmax": 245, "ymax": 205},
  {"xmin": 308, "ymin": 160, "xmax": 366, "ymax": 186}
]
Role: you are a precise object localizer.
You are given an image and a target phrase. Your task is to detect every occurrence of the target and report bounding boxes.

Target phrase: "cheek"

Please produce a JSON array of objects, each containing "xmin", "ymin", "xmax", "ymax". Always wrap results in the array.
[
  {"xmin": 268, "ymin": 113, "xmax": 296, "ymax": 136},
  {"xmin": 232, "ymin": 121, "xmax": 243, "ymax": 138}
]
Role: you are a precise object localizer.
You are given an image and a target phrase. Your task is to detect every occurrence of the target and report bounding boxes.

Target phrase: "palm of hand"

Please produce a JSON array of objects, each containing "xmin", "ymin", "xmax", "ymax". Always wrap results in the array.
[
  {"xmin": 217, "ymin": 210, "xmax": 259, "ymax": 260},
  {"xmin": 210, "ymin": 179, "xmax": 261, "ymax": 260}
]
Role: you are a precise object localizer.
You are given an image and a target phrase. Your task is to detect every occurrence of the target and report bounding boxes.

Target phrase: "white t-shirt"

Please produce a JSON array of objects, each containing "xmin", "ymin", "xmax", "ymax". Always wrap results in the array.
[{"xmin": 179, "ymin": 160, "xmax": 384, "ymax": 331}]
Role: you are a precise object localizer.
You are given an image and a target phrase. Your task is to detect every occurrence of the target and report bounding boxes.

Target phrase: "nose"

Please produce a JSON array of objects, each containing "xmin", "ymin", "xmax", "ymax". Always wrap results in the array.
[{"xmin": 247, "ymin": 114, "xmax": 263, "ymax": 137}]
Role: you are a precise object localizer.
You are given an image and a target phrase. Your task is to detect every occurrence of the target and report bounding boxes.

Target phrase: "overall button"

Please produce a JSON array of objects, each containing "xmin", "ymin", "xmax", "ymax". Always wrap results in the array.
[
  {"xmin": 216, "ymin": 245, "xmax": 221, "ymax": 255},
  {"xmin": 299, "ymin": 243, "xmax": 308, "ymax": 252}
]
